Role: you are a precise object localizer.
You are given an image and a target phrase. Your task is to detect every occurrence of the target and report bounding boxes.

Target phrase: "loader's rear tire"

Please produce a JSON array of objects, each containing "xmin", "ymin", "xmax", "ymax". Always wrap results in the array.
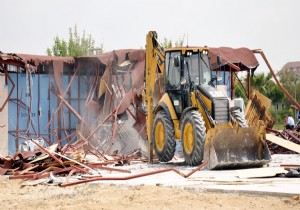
[
  {"xmin": 153, "ymin": 111, "xmax": 176, "ymax": 162},
  {"xmin": 181, "ymin": 110, "xmax": 206, "ymax": 166},
  {"xmin": 230, "ymin": 108, "xmax": 247, "ymax": 127}
]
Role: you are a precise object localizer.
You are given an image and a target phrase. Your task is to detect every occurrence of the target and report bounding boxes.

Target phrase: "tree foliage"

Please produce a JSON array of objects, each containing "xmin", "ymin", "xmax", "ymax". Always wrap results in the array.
[
  {"xmin": 46, "ymin": 25, "xmax": 103, "ymax": 56},
  {"xmin": 160, "ymin": 35, "xmax": 185, "ymax": 49},
  {"xmin": 277, "ymin": 69, "xmax": 299, "ymax": 108},
  {"xmin": 235, "ymin": 72, "xmax": 287, "ymax": 123},
  {"xmin": 250, "ymin": 72, "xmax": 274, "ymax": 96},
  {"xmin": 235, "ymin": 73, "xmax": 280, "ymax": 102},
  {"xmin": 268, "ymin": 85, "xmax": 284, "ymax": 105},
  {"xmin": 234, "ymin": 80, "xmax": 248, "ymax": 103}
]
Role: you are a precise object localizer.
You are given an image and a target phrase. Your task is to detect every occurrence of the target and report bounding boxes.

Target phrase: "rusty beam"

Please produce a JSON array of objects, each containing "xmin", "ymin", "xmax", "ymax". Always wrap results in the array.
[
  {"xmin": 44, "ymin": 65, "xmax": 80, "ymax": 130},
  {"xmin": 77, "ymin": 131, "xmax": 108, "ymax": 161},
  {"xmin": 30, "ymin": 140, "xmax": 65, "ymax": 167},
  {"xmin": 9, "ymin": 172, "xmax": 49, "ymax": 180},
  {"xmin": 88, "ymin": 165, "xmax": 131, "ymax": 173},
  {"xmin": 51, "ymin": 150, "xmax": 100, "ymax": 175},
  {"xmin": 253, "ymin": 49, "xmax": 300, "ymax": 109},
  {"xmin": 85, "ymin": 66, "xmax": 99, "ymax": 108},
  {"xmin": 61, "ymin": 161, "xmax": 207, "ymax": 187},
  {"xmin": 0, "ymin": 63, "xmax": 15, "ymax": 112},
  {"xmin": 50, "ymin": 85, "xmax": 92, "ymax": 137}
]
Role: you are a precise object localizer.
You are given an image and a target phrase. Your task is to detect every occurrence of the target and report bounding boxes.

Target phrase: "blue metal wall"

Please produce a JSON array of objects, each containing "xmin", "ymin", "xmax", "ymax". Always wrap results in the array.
[{"xmin": 7, "ymin": 71, "xmax": 89, "ymax": 154}]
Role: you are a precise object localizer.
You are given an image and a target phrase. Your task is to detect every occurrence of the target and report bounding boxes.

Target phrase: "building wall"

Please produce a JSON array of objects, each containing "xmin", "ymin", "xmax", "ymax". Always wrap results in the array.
[
  {"xmin": 7, "ymin": 72, "xmax": 89, "ymax": 154},
  {"xmin": 0, "ymin": 75, "xmax": 8, "ymax": 156}
]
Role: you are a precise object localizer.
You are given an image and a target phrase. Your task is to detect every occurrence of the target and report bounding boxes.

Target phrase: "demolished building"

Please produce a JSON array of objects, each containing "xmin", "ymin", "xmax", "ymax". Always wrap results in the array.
[
  {"xmin": 1, "ymin": 46, "xmax": 300, "ymax": 185},
  {"xmin": 0, "ymin": 49, "xmax": 146, "ymax": 157},
  {"xmin": 1, "ymin": 47, "xmax": 298, "ymax": 159}
]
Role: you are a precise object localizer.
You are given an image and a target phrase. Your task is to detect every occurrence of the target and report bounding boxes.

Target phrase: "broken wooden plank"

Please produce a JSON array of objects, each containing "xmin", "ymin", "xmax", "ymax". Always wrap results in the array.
[
  {"xmin": 19, "ymin": 165, "xmax": 39, "ymax": 175},
  {"xmin": 266, "ymin": 133, "xmax": 300, "ymax": 153},
  {"xmin": 235, "ymin": 167, "xmax": 288, "ymax": 179},
  {"xmin": 28, "ymin": 154, "xmax": 50, "ymax": 164}
]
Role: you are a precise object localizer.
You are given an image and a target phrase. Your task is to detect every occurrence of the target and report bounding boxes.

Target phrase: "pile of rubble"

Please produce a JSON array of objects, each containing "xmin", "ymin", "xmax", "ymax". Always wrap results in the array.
[
  {"xmin": 0, "ymin": 140, "xmax": 149, "ymax": 186},
  {"xmin": 0, "ymin": 139, "xmax": 211, "ymax": 187},
  {"xmin": 267, "ymin": 127, "xmax": 300, "ymax": 154}
]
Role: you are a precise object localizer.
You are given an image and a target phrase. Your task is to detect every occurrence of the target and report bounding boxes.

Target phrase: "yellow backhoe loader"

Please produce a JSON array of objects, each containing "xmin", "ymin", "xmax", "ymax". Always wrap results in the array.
[{"xmin": 144, "ymin": 31, "xmax": 271, "ymax": 169}]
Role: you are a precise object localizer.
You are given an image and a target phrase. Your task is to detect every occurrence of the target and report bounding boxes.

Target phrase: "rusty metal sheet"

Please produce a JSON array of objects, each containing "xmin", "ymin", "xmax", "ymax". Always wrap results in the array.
[
  {"xmin": 209, "ymin": 47, "xmax": 259, "ymax": 71},
  {"xmin": 0, "ymin": 51, "xmax": 75, "ymax": 71},
  {"xmin": 16, "ymin": 54, "xmax": 75, "ymax": 66}
]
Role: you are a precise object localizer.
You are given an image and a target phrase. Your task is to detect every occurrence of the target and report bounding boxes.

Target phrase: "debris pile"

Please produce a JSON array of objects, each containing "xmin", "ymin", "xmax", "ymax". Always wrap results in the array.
[
  {"xmin": 0, "ymin": 140, "xmax": 210, "ymax": 187},
  {"xmin": 0, "ymin": 141, "xmax": 149, "ymax": 186},
  {"xmin": 267, "ymin": 128, "xmax": 300, "ymax": 154}
]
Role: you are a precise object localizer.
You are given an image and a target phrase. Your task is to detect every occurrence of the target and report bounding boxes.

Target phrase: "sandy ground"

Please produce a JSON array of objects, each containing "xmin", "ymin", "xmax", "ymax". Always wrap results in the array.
[
  {"xmin": 1, "ymin": 154, "xmax": 300, "ymax": 209},
  {"xmin": 1, "ymin": 177, "xmax": 299, "ymax": 210}
]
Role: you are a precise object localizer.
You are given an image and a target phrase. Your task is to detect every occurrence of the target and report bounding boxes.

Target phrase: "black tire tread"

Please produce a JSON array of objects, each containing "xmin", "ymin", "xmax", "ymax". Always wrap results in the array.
[
  {"xmin": 181, "ymin": 110, "xmax": 206, "ymax": 166},
  {"xmin": 153, "ymin": 111, "xmax": 176, "ymax": 162},
  {"xmin": 231, "ymin": 109, "xmax": 247, "ymax": 127}
]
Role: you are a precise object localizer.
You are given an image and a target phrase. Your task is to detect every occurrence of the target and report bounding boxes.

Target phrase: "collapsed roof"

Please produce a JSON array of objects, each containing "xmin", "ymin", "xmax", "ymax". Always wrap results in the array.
[{"xmin": 209, "ymin": 47, "xmax": 259, "ymax": 71}]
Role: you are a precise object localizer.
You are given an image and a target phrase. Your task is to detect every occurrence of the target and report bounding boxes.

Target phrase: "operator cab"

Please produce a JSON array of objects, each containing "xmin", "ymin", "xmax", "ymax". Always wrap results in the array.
[{"xmin": 164, "ymin": 48, "xmax": 212, "ymax": 116}]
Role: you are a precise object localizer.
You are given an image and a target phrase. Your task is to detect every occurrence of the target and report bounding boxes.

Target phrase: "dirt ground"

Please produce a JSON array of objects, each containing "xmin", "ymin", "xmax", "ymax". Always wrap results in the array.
[{"xmin": 1, "ymin": 177, "xmax": 299, "ymax": 210}]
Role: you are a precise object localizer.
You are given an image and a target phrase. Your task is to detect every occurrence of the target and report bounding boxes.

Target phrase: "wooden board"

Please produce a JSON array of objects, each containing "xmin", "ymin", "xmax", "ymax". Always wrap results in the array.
[
  {"xmin": 29, "ymin": 154, "xmax": 50, "ymax": 164},
  {"xmin": 255, "ymin": 90, "xmax": 272, "ymax": 109},
  {"xmin": 245, "ymin": 90, "xmax": 274, "ymax": 127},
  {"xmin": 266, "ymin": 133, "xmax": 300, "ymax": 153},
  {"xmin": 235, "ymin": 167, "xmax": 288, "ymax": 179}
]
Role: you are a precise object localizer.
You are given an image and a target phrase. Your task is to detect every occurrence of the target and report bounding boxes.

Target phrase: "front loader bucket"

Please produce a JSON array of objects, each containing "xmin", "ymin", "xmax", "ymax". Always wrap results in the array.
[{"xmin": 204, "ymin": 126, "xmax": 271, "ymax": 170}]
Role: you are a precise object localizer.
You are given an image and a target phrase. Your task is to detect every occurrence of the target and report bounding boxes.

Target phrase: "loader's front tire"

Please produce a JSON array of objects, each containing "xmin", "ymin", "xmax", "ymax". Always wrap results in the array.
[
  {"xmin": 153, "ymin": 111, "xmax": 176, "ymax": 162},
  {"xmin": 181, "ymin": 110, "xmax": 206, "ymax": 166}
]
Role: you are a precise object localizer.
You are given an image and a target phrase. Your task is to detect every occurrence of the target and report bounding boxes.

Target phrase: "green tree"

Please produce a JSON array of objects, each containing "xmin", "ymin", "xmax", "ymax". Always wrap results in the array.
[
  {"xmin": 243, "ymin": 72, "xmax": 290, "ymax": 124},
  {"xmin": 277, "ymin": 69, "xmax": 299, "ymax": 109},
  {"xmin": 46, "ymin": 25, "xmax": 103, "ymax": 56},
  {"xmin": 161, "ymin": 37, "xmax": 173, "ymax": 49},
  {"xmin": 268, "ymin": 85, "xmax": 284, "ymax": 124},
  {"xmin": 250, "ymin": 72, "xmax": 274, "ymax": 96},
  {"xmin": 235, "ymin": 73, "xmax": 275, "ymax": 103},
  {"xmin": 269, "ymin": 85, "xmax": 284, "ymax": 106},
  {"xmin": 234, "ymin": 79, "xmax": 248, "ymax": 103},
  {"xmin": 160, "ymin": 35, "xmax": 185, "ymax": 49}
]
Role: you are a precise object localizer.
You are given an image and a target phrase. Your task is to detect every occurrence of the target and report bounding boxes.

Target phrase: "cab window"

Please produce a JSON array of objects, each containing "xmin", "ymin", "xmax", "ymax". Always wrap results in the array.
[{"xmin": 166, "ymin": 51, "xmax": 181, "ymax": 89}]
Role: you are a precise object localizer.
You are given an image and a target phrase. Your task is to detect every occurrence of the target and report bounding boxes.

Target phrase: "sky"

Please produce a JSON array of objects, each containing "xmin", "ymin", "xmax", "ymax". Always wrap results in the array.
[{"xmin": 1, "ymin": 0, "xmax": 300, "ymax": 73}]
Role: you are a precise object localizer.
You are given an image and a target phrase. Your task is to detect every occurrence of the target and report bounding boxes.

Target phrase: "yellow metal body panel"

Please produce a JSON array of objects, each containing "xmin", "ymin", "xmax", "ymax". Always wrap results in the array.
[
  {"xmin": 145, "ymin": 31, "xmax": 165, "ymax": 161},
  {"xmin": 173, "ymin": 120, "xmax": 180, "ymax": 139},
  {"xmin": 191, "ymin": 91, "xmax": 209, "ymax": 132},
  {"xmin": 155, "ymin": 93, "xmax": 177, "ymax": 120},
  {"xmin": 191, "ymin": 91, "xmax": 233, "ymax": 147}
]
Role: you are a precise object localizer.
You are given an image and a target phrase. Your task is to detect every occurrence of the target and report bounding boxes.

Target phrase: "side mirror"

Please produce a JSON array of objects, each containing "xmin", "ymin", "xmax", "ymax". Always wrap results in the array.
[{"xmin": 174, "ymin": 56, "xmax": 180, "ymax": 67}]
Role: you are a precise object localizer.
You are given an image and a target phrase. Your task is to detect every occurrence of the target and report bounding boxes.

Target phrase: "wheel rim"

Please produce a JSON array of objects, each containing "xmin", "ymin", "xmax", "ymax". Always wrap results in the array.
[
  {"xmin": 155, "ymin": 121, "xmax": 165, "ymax": 151},
  {"xmin": 183, "ymin": 122, "xmax": 194, "ymax": 155}
]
